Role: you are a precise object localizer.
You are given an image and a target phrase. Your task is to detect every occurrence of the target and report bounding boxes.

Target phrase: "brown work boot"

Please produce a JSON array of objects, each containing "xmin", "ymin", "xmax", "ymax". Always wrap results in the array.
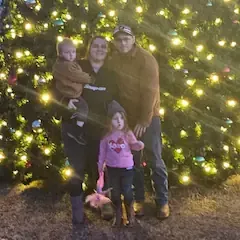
[
  {"xmin": 156, "ymin": 203, "xmax": 170, "ymax": 220},
  {"xmin": 125, "ymin": 202, "xmax": 135, "ymax": 226},
  {"xmin": 134, "ymin": 201, "xmax": 144, "ymax": 217}
]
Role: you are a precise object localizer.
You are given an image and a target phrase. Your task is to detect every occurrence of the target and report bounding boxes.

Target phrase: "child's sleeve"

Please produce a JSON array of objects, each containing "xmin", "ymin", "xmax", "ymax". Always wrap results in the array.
[
  {"xmin": 126, "ymin": 131, "xmax": 145, "ymax": 151},
  {"xmin": 98, "ymin": 138, "xmax": 107, "ymax": 173},
  {"xmin": 67, "ymin": 62, "xmax": 92, "ymax": 84}
]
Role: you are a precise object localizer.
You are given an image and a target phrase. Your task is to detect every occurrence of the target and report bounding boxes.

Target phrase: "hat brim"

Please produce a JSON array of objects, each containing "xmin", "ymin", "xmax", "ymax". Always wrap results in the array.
[{"xmin": 113, "ymin": 30, "xmax": 134, "ymax": 37}]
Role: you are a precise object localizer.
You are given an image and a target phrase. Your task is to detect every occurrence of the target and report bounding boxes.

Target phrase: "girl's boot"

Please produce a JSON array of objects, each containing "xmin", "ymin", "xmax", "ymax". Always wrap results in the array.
[
  {"xmin": 125, "ymin": 202, "xmax": 135, "ymax": 226},
  {"xmin": 70, "ymin": 195, "xmax": 84, "ymax": 224},
  {"xmin": 112, "ymin": 205, "xmax": 122, "ymax": 227}
]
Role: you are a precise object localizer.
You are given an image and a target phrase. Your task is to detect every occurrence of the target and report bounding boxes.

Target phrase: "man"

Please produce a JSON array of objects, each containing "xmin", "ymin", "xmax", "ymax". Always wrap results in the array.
[{"xmin": 108, "ymin": 25, "xmax": 169, "ymax": 219}]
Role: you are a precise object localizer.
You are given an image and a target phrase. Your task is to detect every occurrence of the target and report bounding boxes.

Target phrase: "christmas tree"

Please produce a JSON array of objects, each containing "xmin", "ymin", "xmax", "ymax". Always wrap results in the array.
[{"xmin": 1, "ymin": 0, "xmax": 240, "ymax": 185}]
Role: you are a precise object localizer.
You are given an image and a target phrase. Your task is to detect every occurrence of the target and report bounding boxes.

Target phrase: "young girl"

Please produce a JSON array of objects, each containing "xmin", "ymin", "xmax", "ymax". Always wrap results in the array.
[{"xmin": 98, "ymin": 100, "xmax": 144, "ymax": 226}]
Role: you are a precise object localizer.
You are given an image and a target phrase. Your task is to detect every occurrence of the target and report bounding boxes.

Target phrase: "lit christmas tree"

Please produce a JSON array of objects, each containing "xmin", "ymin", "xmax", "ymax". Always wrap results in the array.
[{"xmin": 1, "ymin": 0, "xmax": 240, "ymax": 185}]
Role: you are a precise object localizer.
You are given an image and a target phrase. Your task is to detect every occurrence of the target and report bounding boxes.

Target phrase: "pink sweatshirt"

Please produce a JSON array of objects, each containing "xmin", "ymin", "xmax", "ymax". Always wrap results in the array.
[{"xmin": 98, "ymin": 130, "xmax": 144, "ymax": 172}]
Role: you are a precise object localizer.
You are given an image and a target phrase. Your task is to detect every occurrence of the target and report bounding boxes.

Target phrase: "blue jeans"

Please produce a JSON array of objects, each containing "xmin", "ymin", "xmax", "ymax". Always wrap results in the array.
[
  {"xmin": 133, "ymin": 116, "xmax": 168, "ymax": 206},
  {"xmin": 107, "ymin": 166, "xmax": 134, "ymax": 207},
  {"xmin": 62, "ymin": 122, "xmax": 86, "ymax": 197}
]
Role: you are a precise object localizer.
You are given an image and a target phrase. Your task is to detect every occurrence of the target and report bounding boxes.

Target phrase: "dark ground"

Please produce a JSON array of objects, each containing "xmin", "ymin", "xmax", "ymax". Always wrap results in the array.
[{"xmin": 1, "ymin": 176, "xmax": 240, "ymax": 240}]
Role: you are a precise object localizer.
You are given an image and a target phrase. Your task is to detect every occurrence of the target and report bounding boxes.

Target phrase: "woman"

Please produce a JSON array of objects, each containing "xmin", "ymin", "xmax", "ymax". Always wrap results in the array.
[{"xmin": 79, "ymin": 36, "xmax": 118, "ymax": 220}]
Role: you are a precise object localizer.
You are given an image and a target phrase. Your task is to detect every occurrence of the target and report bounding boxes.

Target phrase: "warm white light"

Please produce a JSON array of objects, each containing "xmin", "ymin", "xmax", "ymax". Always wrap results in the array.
[
  {"xmin": 25, "ymin": 23, "xmax": 32, "ymax": 30},
  {"xmin": 223, "ymin": 145, "xmax": 229, "ymax": 151},
  {"xmin": 180, "ymin": 19, "xmax": 187, "ymax": 25},
  {"xmin": 182, "ymin": 8, "xmax": 190, "ymax": 14},
  {"xmin": 57, "ymin": 36, "xmax": 63, "ymax": 42},
  {"xmin": 136, "ymin": 6, "xmax": 143, "ymax": 13},
  {"xmin": 52, "ymin": 11, "xmax": 58, "ymax": 16},
  {"xmin": 192, "ymin": 30, "xmax": 199, "ymax": 36},
  {"xmin": 223, "ymin": 162, "xmax": 230, "ymax": 169},
  {"xmin": 16, "ymin": 51, "xmax": 23, "ymax": 58},
  {"xmin": 108, "ymin": 10, "xmax": 115, "ymax": 16},
  {"xmin": 44, "ymin": 148, "xmax": 51, "ymax": 155},
  {"xmin": 227, "ymin": 100, "xmax": 237, "ymax": 107},
  {"xmin": 196, "ymin": 45, "xmax": 204, "ymax": 52},
  {"xmin": 66, "ymin": 14, "xmax": 72, "ymax": 20},
  {"xmin": 20, "ymin": 155, "xmax": 27, "ymax": 162},
  {"xmin": 210, "ymin": 74, "xmax": 219, "ymax": 83},
  {"xmin": 218, "ymin": 40, "xmax": 226, "ymax": 46},
  {"xmin": 149, "ymin": 44, "xmax": 156, "ymax": 52},
  {"xmin": 159, "ymin": 108, "xmax": 165, "ymax": 116},
  {"xmin": 181, "ymin": 99, "xmax": 189, "ymax": 107},
  {"xmin": 17, "ymin": 68, "xmax": 24, "ymax": 74},
  {"xmin": 172, "ymin": 37, "xmax": 182, "ymax": 45},
  {"xmin": 206, "ymin": 54, "xmax": 214, "ymax": 60},
  {"xmin": 186, "ymin": 79, "xmax": 195, "ymax": 86},
  {"xmin": 231, "ymin": 42, "xmax": 237, "ymax": 47},
  {"xmin": 181, "ymin": 175, "xmax": 190, "ymax": 183},
  {"xmin": 196, "ymin": 89, "xmax": 204, "ymax": 97},
  {"xmin": 41, "ymin": 93, "xmax": 51, "ymax": 103},
  {"xmin": 81, "ymin": 23, "xmax": 87, "ymax": 29}
]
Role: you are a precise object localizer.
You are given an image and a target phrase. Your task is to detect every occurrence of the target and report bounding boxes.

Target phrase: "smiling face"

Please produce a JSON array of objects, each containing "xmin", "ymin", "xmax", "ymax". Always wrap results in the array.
[
  {"xmin": 89, "ymin": 37, "xmax": 108, "ymax": 62},
  {"xmin": 113, "ymin": 32, "xmax": 135, "ymax": 54},
  {"xmin": 111, "ymin": 112, "xmax": 125, "ymax": 131}
]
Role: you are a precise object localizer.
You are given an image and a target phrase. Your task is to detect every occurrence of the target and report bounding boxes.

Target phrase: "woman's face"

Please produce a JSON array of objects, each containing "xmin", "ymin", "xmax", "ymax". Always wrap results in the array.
[{"xmin": 89, "ymin": 38, "xmax": 108, "ymax": 62}]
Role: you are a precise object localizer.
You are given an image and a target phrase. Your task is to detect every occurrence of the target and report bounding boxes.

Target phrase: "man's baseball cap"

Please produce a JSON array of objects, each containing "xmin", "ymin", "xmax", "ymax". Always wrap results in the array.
[{"xmin": 113, "ymin": 25, "xmax": 134, "ymax": 37}]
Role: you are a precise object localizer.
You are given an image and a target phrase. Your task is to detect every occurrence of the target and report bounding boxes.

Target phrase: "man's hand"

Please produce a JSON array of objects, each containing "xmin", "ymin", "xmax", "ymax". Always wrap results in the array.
[
  {"xmin": 134, "ymin": 124, "xmax": 147, "ymax": 139},
  {"xmin": 68, "ymin": 99, "xmax": 78, "ymax": 110}
]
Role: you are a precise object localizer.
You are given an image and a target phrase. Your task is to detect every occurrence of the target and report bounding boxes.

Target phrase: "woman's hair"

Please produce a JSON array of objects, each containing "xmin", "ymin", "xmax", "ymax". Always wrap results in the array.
[{"xmin": 85, "ymin": 35, "xmax": 108, "ymax": 59}]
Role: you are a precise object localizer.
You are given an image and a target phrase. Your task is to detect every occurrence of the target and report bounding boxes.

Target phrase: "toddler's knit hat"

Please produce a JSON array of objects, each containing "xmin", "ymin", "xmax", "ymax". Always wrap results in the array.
[{"xmin": 107, "ymin": 100, "xmax": 126, "ymax": 117}]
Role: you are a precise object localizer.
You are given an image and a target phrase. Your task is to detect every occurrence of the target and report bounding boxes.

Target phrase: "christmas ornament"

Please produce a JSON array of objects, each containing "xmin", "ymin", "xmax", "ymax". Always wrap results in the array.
[
  {"xmin": 24, "ymin": 0, "xmax": 37, "ymax": 8},
  {"xmin": 223, "ymin": 67, "xmax": 230, "ymax": 73},
  {"xmin": 38, "ymin": 77, "xmax": 46, "ymax": 84},
  {"xmin": 225, "ymin": 118, "xmax": 233, "ymax": 125},
  {"xmin": 168, "ymin": 29, "xmax": 178, "ymax": 36},
  {"xmin": 8, "ymin": 68, "xmax": 17, "ymax": 85},
  {"xmin": 206, "ymin": 0, "xmax": 213, "ymax": 7},
  {"xmin": 32, "ymin": 119, "xmax": 41, "ymax": 132},
  {"xmin": 193, "ymin": 156, "xmax": 205, "ymax": 162},
  {"xmin": 53, "ymin": 19, "xmax": 64, "ymax": 26},
  {"xmin": 25, "ymin": 161, "xmax": 32, "ymax": 168},
  {"xmin": 65, "ymin": 159, "xmax": 70, "ymax": 166}
]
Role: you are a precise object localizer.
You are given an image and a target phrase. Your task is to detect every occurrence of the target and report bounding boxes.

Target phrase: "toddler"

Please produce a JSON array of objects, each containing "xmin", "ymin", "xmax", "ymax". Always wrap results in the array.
[{"xmin": 98, "ymin": 100, "xmax": 144, "ymax": 226}]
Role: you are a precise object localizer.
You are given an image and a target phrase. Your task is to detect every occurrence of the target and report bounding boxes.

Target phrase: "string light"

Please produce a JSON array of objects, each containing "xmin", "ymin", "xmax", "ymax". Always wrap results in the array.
[
  {"xmin": 25, "ymin": 23, "xmax": 32, "ymax": 30},
  {"xmin": 172, "ymin": 37, "xmax": 182, "ymax": 46},
  {"xmin": 218, "ymin": 40, "xmax": 226, "ymax": 46},
  {"xmin": 223, "ymin": 162, "xmax": 230, "ymax": 169},
  {"xmin": 206, "ymin": 54, "xmax": 214, "ymax": 60},
  {"xmin": 41, "ymin": 93, "xmax": 51, "ymax": 103},
  {"xmin": 52, "ymin": 11, "xmax": 58, "ymax": 16},
  {"xmin": 196, "ymin": 45, "xmax": 204, "ymax": 52},
  {"xmin": 196, "ymin": 89, "xmax": 204, "ymax": 97},
  {"xmin": 159, "ymin": 108, "xmax": 165, "ymax": 116},
  {"xmin": 186, "ymin": 79, "xmax": 195, "ymax": 86},
  {"xmin": 182, "ymin": 8, "xmax": 190, "ymax": 14},
  {"xmin": 192, "ymin": 29, "xmax": 199, "ymax": 36},
  {"xmin": 136, "ymin": 6, "xmax": 143, "ymax": 13},
  {"xmin": 149, "ymin": 44, "xmax": 156, "ymax": 52},
  {"xmin": 227, "ymin": 100, "xmax": 237, "ymax": 107},
  {"xmin": 108, "ymin": 10, "xmax": 115, "ymax": 17}
]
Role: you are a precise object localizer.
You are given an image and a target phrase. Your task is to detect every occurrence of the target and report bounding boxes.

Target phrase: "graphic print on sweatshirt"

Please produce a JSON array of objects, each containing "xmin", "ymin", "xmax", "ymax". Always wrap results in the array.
[{"xmin": 108, "ymin": 137, "xmax": 126, "ymax": 153}]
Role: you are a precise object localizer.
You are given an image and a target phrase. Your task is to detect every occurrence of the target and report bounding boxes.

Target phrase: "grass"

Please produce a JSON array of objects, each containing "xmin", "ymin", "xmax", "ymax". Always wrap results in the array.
[{"xmin": 1, "ymin": 176, "xmax": 240, "ymax": 239}]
